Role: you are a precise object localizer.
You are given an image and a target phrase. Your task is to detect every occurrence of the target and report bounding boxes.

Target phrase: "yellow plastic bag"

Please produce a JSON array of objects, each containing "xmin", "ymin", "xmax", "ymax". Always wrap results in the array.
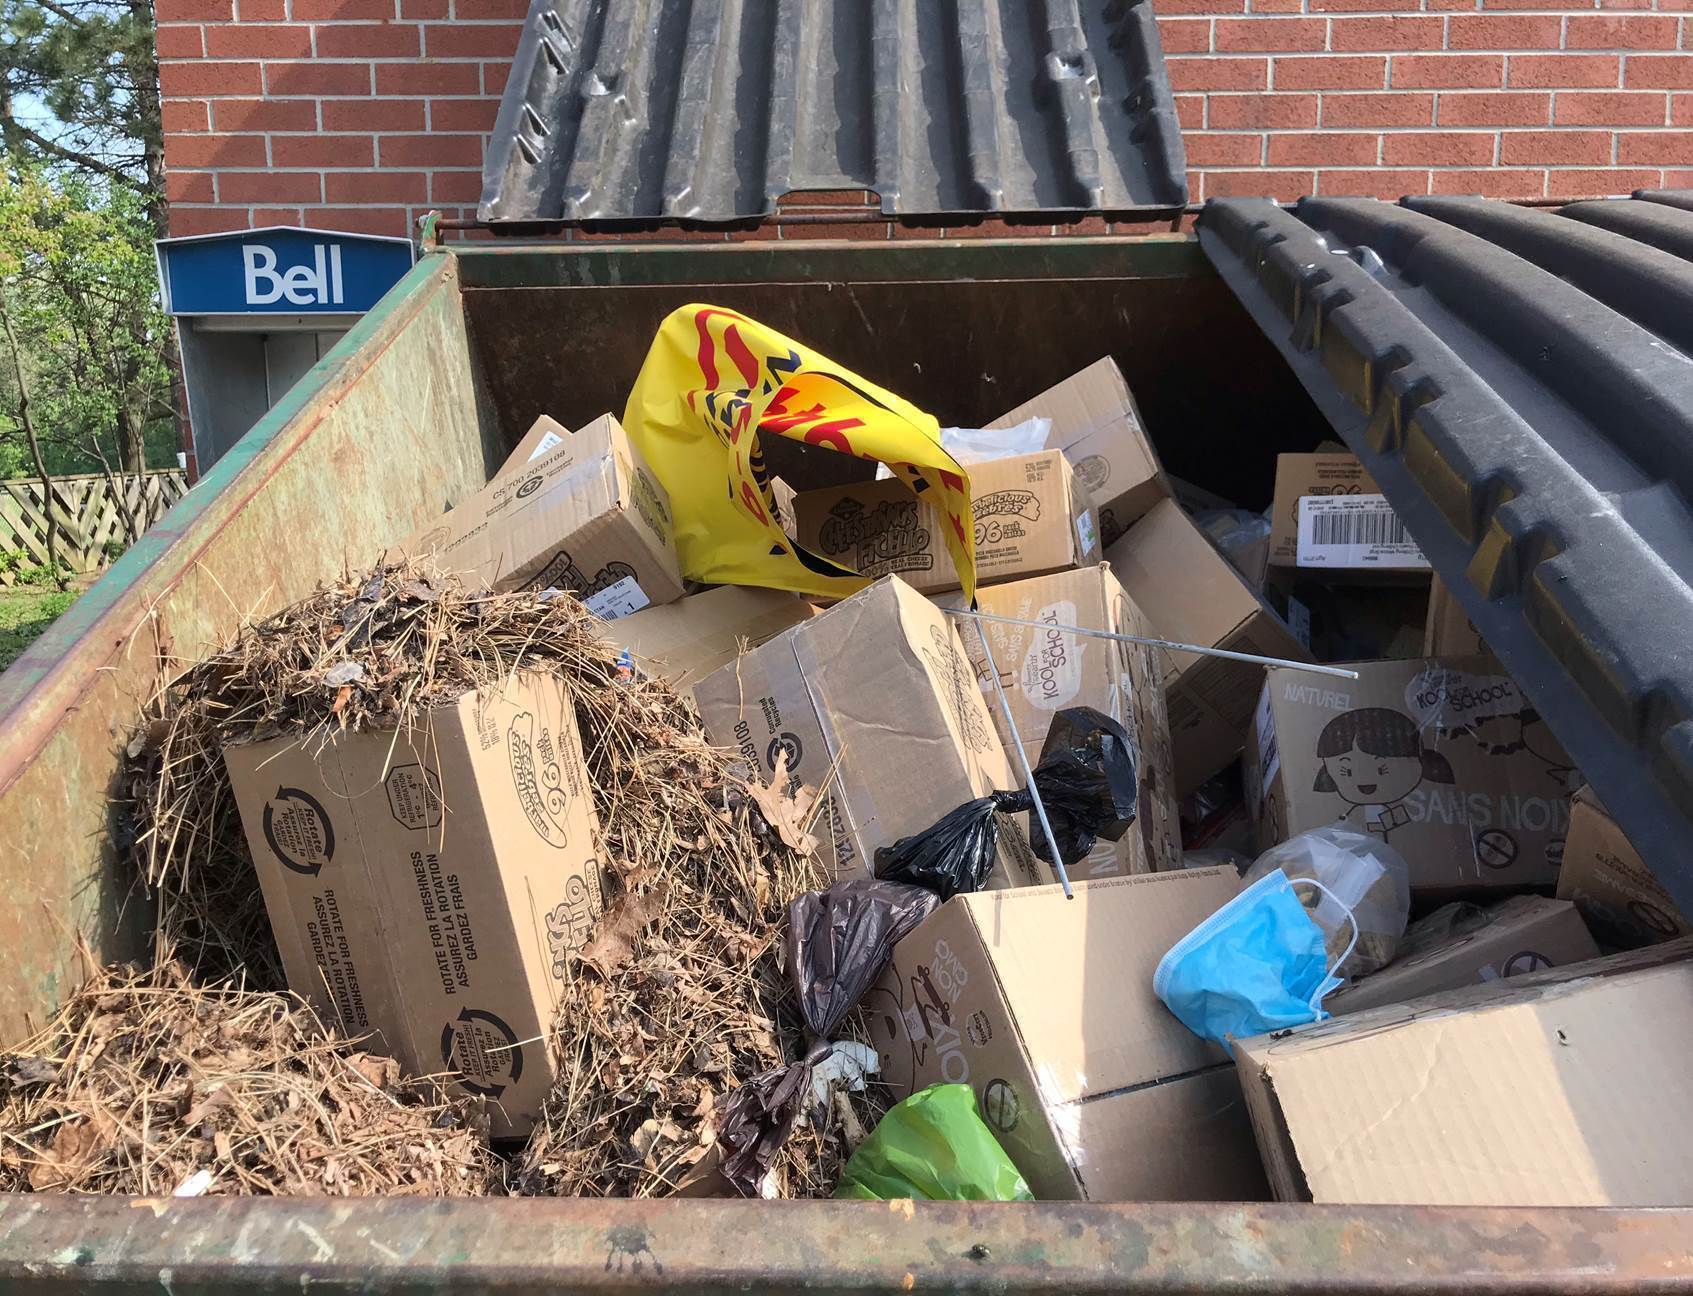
[{"xmin": 623, "ymin": 304, "xmax": 976, "ymax": 601}]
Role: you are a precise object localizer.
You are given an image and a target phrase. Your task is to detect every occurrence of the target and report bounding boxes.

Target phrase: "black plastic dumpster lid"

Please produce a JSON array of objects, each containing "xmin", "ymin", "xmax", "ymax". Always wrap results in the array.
[
  {"xmin": 1199, "ymin": 192, "xmax": 1693, "ymax": 921},
  {"xmin": 479, "ymin": 0, "xmax": 1188, "ymax": 226}
]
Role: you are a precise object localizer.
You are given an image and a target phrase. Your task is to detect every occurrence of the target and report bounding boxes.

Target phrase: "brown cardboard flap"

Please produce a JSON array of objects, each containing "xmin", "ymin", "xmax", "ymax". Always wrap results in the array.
[
  {"xmin": 987, "ymin": 357, "xmax": 1168, "ymax": 544},
  {"xmin": 1328, "ymin": 896, "xmax": 1599, "ymax": 1015},
  {"xmin": 1557, "ymin": 785, "xmax": 1691, "ymax": 947},
  {"xmin": 608, "ymin": 585, "xmax": 816, "ymax": 692},
  {"xmin": 1236, "ymin": 940, "xmax": 1693, "ymax": 1206}
]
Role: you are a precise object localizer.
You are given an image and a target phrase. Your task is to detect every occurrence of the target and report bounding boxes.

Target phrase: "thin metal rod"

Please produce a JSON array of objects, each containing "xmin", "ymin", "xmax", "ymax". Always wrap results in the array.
[
  {"xmin": 973, "ymin": 619, "xmax": 1074, "ymax": 900},
  {"xmin": 947, "ymin": 607, "xmax": 1359, "ymax": 681}
]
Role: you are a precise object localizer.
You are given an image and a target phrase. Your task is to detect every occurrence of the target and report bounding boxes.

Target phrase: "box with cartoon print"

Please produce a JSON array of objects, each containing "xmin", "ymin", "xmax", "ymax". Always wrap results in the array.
[
  {"xmin": 1245, "ymin": 655, "xmax": 1579, "ymax": 897},
  {"xmin": 223, "ymin": 669, "xmax": 606, "ymax": 1137}
]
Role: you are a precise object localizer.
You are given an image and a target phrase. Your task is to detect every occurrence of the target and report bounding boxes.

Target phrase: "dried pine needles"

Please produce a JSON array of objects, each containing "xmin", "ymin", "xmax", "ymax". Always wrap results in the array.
[
  {"xmin": 79, "ymin": 563, "xmax": 860, "ymax": 1198},
  {"xmin": 0, "ymin": 956, "xmax": 497, "ymax": 1196}
]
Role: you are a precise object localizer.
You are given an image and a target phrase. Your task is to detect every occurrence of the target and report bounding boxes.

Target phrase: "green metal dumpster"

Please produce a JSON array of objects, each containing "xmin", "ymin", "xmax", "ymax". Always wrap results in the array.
[{"xmin": 1, "ymin": 228, "xmax": 1691, "ymax": 1291}]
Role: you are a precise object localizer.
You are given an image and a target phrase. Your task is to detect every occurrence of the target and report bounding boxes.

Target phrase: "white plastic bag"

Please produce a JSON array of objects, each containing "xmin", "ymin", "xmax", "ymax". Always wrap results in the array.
[
  {"xmin": 1243, "ymin": 826, "xmax": 1411, "ymax": 979},
  {"xmin": 875, "ymin": 418, "xmax": 1051, "ymax": 478}
]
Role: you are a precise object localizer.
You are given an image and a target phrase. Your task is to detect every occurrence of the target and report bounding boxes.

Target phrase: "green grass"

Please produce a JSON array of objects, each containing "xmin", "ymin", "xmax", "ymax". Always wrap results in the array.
[{"xmin": 0, "ymin": 585, "xmax": 78, "ymax": 672}]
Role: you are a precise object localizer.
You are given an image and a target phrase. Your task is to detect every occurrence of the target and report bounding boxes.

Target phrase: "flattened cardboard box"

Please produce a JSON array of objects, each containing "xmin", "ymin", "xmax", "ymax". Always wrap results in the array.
[
  {"xmin": 1328, "ymin": 895, "xmax": 1598, "ymax": 1015},
  {"xmin": 987, "ymin": 357, "xmax": 1168, "ymax": 547},
  {"xmin": 864, "ymin": 870, "xmax": 1267, "ymax": 1202},
  {"xmin": 1244, "ymin": 655, "xmax": 1578, "ymax": 896},
  {"xmin": 1557, "ymin": 784, "xmax": 1690, "ymax": 948},
  {"xmin": 607, "ymin": 585, "xmax": 817, "ymax": 694},
  {"xmin": 693, "ymin": 576, "xmax": 1043, "ymax": 887},
  {"xmin": 1105, "ymin": 499, "xmax": 1312, "ymax": 797},
  {"xmin": 790, "ymin": 449, "xmax": 1101, "ymax": 596},
  {"xmin": 223, "ymin": 671, "xmax": 606, "ymax": 1137},
  {"xmin": 397, "ymin": 414, "xmax": 684, "ymax": 614},
  {"xmin": 934, "ymin": 564, "xmax": 1182, "ymax": 879},
  {"xmin": 1236, "ymin": 938, "xmax": 1693, "ymax": 1206}
]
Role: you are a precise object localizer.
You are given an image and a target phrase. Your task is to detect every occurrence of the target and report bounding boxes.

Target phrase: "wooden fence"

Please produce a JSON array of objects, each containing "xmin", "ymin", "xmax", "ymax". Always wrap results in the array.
[{"xmin": 0, "ymin": 470, "xmax": 188, "ymax": 584}]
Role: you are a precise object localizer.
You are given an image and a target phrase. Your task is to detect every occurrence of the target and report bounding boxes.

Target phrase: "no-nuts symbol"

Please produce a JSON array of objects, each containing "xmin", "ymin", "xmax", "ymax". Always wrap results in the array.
[{"xmin": 1474, "ymin": 828, "xmax": 1519, "ymax": 871}]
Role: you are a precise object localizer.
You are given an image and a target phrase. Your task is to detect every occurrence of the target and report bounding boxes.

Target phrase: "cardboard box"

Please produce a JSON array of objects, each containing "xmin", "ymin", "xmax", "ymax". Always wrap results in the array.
[
  {"xmin": 1244, "ymin": 655, "xmax": 1578, "ymax": 897},
  {"xmin": 397, "ymin": 414, "xmax": 684, "ymax": 614},
  {"xmin": 936, "ymin": 565, "xmax": 1182, "ymax": 879},
  {"xmin": 222, "ymin": 671, "xmax": 606, "ymax": 1137},
  {"xmin": 1557, "ymin": 785, "xmax": 1691, "ymax": 948},
  {"xmin": 1328, "ymin": 895, "xmax": 1599, "ymax": 1015},
  {"xmin": 987, "ymin": 357, "xmax": 1167, "ymax": 547},
  {"xmin": 790, "ymin": 449, "xmax": 1100, "ymax": 596},
  {"xmin": 497, "ymin": 416, "xmax": 568, "ymax": 476},
  {"xmin": 606, "ymin": 585, "xmax": 817, "ymax": 694},
  {"xmin": 1105, "ymin": 499, "xmax": 1312, "ymax": 797},
  {"xmin": 693, "ymin": 576, "xmax": 1042, "ymax": 886},
  {"xmin": 1423, "ymin": 575, "xmax": 1487, "ymax": 657},
  {"xmin": 1267, "ymin": 452, "xmax": 1427, "ymax": 573},
  {"xmin": 864, "ymin": 870, "xmax": 1267, "ymax": 1202},
  {"xmin": 1235, "ymin": 938, "xmax": 1693, "ymax": 1205}
]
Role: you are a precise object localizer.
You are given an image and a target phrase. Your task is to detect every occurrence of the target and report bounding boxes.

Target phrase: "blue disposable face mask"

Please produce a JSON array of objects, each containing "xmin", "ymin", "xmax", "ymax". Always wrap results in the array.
[{"xmin": 1153, "ymin": 870, "xmax": 1358, "ymax": 1052}]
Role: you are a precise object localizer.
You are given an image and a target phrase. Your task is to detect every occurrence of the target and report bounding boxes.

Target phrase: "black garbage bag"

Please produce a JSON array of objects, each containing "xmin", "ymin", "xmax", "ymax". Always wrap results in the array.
[
  {"xmin": 873, "ymin": 790, "xmax": 1032, "ymax": 900},
  {"xmin": 1029, "ymin": 706, "xmax": 1139, "ymax": 864},
  {"xmin": 714, "ymin": 879, "xmax": 938, "ymax": 1195},
  {"xmin": 874, "ymin": 706, "xmax": 1138, "ymax": 898}
]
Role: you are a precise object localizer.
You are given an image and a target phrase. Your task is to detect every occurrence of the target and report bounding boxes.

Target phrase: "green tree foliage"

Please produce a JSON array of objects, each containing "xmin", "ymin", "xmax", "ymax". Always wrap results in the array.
[
  {"xmin": 0, "ymin": 0, "xmax": 163, "ymax": 223},
  {"xmin": 0, "ymin": 162, "xmax": 173, "ymax": 483}
]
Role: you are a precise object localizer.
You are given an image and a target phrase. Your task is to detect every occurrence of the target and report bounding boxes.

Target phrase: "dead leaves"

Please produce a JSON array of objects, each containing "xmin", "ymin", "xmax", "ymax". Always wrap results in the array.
[
  {"xmin": 579, "ymin": 884, "xmax": 672, "ymax": 977},
  {"xmin": 746, "ymin": 753, "xmax": 819, "ymax": 856}
]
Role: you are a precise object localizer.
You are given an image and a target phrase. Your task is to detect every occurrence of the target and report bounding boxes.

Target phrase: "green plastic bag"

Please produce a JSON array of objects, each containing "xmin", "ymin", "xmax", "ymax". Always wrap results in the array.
[{"xmin": 835, "ymin": 1084, "xmax": 1034, "ymax": 1201}]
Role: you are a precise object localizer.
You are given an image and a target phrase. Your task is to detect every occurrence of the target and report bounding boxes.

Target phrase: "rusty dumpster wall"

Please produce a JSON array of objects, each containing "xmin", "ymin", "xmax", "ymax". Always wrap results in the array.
[{"xmin": 0, "ymin": 255, "xmax": 495, "ymax": 1042}]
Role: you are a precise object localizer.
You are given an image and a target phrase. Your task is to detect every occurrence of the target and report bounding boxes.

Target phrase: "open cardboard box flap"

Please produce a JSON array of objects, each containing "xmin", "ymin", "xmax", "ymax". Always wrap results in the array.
[{"xmin": 1236, "ymin": 937, "xmax": 1693, "ymax": 1207}]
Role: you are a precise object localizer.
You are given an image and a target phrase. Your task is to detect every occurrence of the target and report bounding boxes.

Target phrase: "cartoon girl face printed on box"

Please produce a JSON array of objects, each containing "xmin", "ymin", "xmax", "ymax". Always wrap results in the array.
[{"xmin": 1314, "ymin": 707, "xmax": 1454, "ymax": 839}]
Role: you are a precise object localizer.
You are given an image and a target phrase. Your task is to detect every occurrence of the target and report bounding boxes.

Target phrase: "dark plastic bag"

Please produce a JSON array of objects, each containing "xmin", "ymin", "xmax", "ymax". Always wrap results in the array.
[
  {"xmin": 715, "ymin": 879, "xmax": 938, "ymax": 1195},
  {"xmin": 1030, "ymin": 706, "xmax": 1139, "ymax": 864},
  {"xmin": 875, "ymin": 707, "xmax": 1138, "ymax": 898},
  {"xmin": 873, "ymin": 790, "xmax": 1031, "ymax": 900},
  {"xmin": 835, "ymin": 1084, "xmax": 1033, "ymax": 1201}
]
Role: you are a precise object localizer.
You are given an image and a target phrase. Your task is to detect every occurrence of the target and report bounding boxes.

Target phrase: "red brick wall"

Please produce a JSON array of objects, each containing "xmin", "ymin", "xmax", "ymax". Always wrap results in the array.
[{"xmin": 159, "ymin": 0, "xmax": 1693, "ymax": 241}]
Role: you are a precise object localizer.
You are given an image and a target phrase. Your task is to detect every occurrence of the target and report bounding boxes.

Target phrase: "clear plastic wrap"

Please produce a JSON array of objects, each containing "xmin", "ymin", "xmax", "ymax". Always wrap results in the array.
[{"xmin": 1243, "ymin": 826, "xmax": 1411, "ymax": 978}]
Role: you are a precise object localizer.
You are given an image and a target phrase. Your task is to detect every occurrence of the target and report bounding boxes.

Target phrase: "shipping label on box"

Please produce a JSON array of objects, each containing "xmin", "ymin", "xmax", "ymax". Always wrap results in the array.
[
  {"xmin": 938, "ymin": 564, "xmax": 1182, "ymax": 878},
  {"xmin": 223, "ymin": 671, "xmax": 606, "ymax": 1137},
  {"xmin": 694, "ymin": 576, "xmax": 1040, "ymax": 886},
  {"xmin": 791, "ymin": 450, "xmax": 1100, "ymax": 595},
  {"xmin": 863, "ymin": 871, "xmax": 1266, "ymax": 1202},
  {"xmin": 987, "ymin": 357, "xmax": 1168, "ymax": 547},
  {"xmin": 395, "ymin": 414, "xmax": 684, "ymax": 612},
  {"xmin": 1245, "ymin": 655, "xmax": 1579, "ymax": 896},
  {"xmin": 1296, "ymin": 494, "xmax": 1428, "ymax": 570},
  {"xmin": 1268, "ymin": 452, "xmax": 1380, "ymax": 568},
  {"xmin": 1557, "ymin": 785, "xmax": 1691, "ymax": 948},
  {"xmin": 1106, "ymin": 499, "xmax": 1311, "ymax": 796}
]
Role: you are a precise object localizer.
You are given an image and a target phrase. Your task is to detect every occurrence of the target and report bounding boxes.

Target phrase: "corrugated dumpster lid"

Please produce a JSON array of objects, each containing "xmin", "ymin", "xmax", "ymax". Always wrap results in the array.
[
  {"xmin": 479, "ymin": 0, "xmax": 1188, "ymax": 226},
  {"xmin": 1198, "ymin": 190, "xmax": 1693, "ymax": 923}
]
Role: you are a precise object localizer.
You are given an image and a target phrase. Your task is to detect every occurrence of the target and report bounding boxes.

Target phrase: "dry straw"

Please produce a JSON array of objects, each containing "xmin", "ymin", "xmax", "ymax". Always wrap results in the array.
[{"xmin": 86, "ymin": 564, "xmax": 862, "ymax": 1197}]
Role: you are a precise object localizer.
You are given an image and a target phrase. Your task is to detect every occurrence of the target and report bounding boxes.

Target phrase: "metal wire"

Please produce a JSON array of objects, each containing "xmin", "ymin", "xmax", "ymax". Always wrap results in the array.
[
  {"xmin": 973, "ymin": 619, "xmax": 1073, "ymax": 900},
  {"xmin": 945, "ymin": 608, "xmax": 1359, "ymax": 681}
]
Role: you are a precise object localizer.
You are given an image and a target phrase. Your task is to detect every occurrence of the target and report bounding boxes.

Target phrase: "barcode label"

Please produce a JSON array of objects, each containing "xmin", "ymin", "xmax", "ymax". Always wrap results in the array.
[
  {"xmin": 585, "ymin": 575, "xmax": 650, "ymax": 620},
  {"xmin": 1296, "ymin": 494, "xmax": 1429, "ymax": 569}
]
